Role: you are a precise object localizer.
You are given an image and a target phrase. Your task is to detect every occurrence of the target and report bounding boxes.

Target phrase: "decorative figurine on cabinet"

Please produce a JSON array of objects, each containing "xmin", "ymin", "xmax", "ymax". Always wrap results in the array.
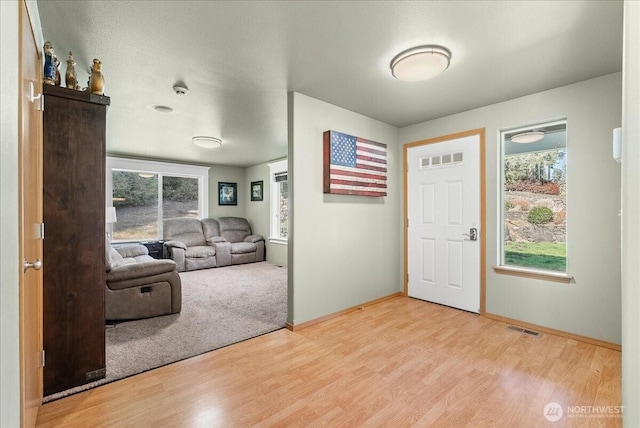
[
  {"xmin": 88, "ymin": 58, "xmax": 104, "ymax": 95},
  {"xmin": 54, "ymin": 55, "xmax": 61, "ymax": 86},
  {"xmin": 65, "ymin": 51, "xmax": 77, "ymax": 89},
  {"xmin": 43, "ymin": 41, "xmax": 57, "ymax": 85}
]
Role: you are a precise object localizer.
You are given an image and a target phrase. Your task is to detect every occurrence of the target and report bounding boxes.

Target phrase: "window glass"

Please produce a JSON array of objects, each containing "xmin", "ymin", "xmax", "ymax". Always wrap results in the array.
[
  {"xmin": 112, "ymin": 171, "xmax": 158, "ymax": 241},
  {"xmin": 501, "ymin": 121, "xmax": 567, "ymax": 272},
  {"xmin": 268, "ymin": 159, "xmax": 288, "ymax": 242},
  {"xmin": 162, "ymin": 176, "xmax": 199, "ymax": 221},
  {"xmin": 107, "ymin": 158, "xmax": 209, "ymax": 242},
  {"xmin": 278, "ymin": 179, "xmax": 288, "ymax": 239}
]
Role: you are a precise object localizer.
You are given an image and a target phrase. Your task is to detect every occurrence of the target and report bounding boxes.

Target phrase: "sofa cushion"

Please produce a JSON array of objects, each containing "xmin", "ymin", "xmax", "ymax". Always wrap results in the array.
[
  {"xmin": 163, "ymin": 218, "xmax": 207, "ymax": 247},
  {"xmin": 218, "ymin": 217, "xmax": 252, "ymax": 243},
  {"xmin": 231, "ymin": 242, "xmax": 257, "ymax": 254},
  {"xmin": 122, "ymin": 255, "xmax": 155, "ymax": 265},
  {"xmin": 201, "ymin": 218, "xmax": 221, "ymax": 240},
  {"xmin": 107, "ymin": 259, "xmax": 178, "ymax": 284},
  {"xmin": 185, "ymin": 245, "xmax": 216, "ymax": 258},
  {"xmin": 116, "ymin": 244, "xmax": 149, "ymax": 258}
]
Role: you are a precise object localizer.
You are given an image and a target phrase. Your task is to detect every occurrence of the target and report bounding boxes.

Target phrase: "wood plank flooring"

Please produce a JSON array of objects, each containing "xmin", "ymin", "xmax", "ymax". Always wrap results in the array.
[{"xmin": 36, "ymin": 297, "xmax": 621, "ymax": 427}]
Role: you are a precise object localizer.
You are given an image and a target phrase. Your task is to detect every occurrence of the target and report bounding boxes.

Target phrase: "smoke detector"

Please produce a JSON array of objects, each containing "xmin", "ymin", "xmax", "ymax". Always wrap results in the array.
[{"xmin": 172, "ymin": 83, "xmax": 189, "ymax": 96}]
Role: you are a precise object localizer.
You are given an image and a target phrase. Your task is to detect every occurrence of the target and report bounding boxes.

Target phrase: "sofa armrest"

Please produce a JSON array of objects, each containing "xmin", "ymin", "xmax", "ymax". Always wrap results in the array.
[
  {"xmin": 107, "ymin": 259, "xmax": 178, "ymax": 283},
  {"xmin": 164, "ymin": 240, "xmax": 187, "ymax": 250},
  {"xmin": 244, "ymin": 234, "xmax": 264, "ymax": 243},
  {"xmin": 164, "ymin": 244, "xmax": 186, "ymax": 272}
]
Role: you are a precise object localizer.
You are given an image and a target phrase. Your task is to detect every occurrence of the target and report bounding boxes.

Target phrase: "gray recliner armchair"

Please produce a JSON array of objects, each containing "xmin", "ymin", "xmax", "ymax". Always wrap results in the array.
[{"xmin": 106, "ymin": 244, "xmax": 182, "ymax": 321}]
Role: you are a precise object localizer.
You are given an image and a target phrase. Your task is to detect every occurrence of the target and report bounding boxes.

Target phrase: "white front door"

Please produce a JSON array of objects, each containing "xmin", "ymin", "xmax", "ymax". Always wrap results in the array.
[{"xmin": 407, "ymin": 132, "xmax": 482, "ymax": 313}]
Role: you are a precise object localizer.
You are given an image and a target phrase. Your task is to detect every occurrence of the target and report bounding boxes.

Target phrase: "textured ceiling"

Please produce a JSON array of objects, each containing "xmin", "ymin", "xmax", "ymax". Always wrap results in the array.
[{"xmin": 37, "ymin": 1, "xmax": 623, "ymax": 167}]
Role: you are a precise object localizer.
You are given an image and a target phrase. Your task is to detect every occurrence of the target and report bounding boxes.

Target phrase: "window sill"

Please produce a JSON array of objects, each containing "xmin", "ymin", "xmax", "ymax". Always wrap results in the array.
[
  {"xmin": 268, "ymin": 237, "xmax": 288, "ymax": 245},
  {"xmin": 493, "ymin": 265, "xmax": 574, "ymax": 284}
]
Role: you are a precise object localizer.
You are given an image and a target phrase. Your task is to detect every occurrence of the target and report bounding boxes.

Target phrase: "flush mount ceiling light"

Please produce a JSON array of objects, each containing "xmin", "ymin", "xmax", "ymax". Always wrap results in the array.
[
  {"xmin": 192, "ymin": 136, "xmax": 222, "ymax": 149},
  {"xmin": 511, "ymin": 131, "xmax": 545, "ymax": 143},
  {"xmin": 153, "ymin": 105, "xmax": 174, "ymax": 113},
  {"xmin": 390, "ymin": 45, "xmax": 452, "ymax": 82}
]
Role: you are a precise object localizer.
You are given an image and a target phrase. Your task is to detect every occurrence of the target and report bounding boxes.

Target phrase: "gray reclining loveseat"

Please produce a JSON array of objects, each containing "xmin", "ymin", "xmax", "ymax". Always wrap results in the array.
[{"xmin": 163, "ymin": 217, "xmax": 265, "ymax": 272}]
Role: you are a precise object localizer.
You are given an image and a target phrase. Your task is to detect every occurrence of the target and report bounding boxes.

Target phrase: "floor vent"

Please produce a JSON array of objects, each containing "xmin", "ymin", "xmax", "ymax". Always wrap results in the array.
[{"xmin": 507, "ymin": 325, "xmax": 542, "ymax": 337}]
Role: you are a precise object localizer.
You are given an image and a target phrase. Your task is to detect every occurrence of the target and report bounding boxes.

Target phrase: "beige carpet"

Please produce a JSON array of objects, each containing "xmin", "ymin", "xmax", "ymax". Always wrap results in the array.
[{"xmin": 44, "ymin": 261, "xmax": 287, "ymax": 402}]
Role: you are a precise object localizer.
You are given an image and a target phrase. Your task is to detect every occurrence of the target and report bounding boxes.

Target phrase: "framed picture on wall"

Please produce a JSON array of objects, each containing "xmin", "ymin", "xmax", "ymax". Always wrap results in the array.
[
  {"xmin": 251, "ymin": 180, "xmax": 263, "ymax": 201},
  {"xmin": 218, "ymin": 182, "xmax": 237, "ymax": 206}
]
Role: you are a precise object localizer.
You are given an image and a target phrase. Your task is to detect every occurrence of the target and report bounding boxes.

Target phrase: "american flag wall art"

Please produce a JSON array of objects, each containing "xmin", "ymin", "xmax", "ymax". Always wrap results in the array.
[{"xmin": 323, "ymin": 130, "xmax": 387, "ymax": 197}]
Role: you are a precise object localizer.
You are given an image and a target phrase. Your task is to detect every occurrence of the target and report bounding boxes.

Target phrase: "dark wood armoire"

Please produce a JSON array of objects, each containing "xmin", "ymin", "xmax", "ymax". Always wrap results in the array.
[{"xmin": 42, "ymin": 85, "xmax": 110, "ymax": 396}]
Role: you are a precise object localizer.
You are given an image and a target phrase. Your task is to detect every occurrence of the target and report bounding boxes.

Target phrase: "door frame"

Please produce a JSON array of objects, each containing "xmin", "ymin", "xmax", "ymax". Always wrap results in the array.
[
  {"xmin": 403, "ymin": 128, "xmax": 486, "ymax": 314},
  {"xmin": 19, "ymin": 0, "xmax": 44, "ymax": 425}
]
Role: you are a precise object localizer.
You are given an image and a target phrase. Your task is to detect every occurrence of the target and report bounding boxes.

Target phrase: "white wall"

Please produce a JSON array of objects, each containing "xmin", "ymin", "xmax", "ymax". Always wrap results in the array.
[
  {"xmin": 400, "ymin": 73, "xmax": 622, "ymax": 345},
  {"xmin": 288, "ymin": 92, "xmax": 402, "ymax": 325},
  {"xmin": 0, "ymin": 1, "xmax": 21, "ymax": 426},
  {"xmin": 621, "ymin": 1, "xmax": 640, "ymax": 424},
  {"xmin": 244, "ymin": 163, "xmax": 270, "ymax": 238}
]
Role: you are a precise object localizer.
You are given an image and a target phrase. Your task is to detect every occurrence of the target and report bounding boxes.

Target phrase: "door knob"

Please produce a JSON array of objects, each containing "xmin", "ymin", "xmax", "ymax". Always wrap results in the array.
[{"xmin": 23, "ymin": 258, "xmax": 42, "ymax": 272}]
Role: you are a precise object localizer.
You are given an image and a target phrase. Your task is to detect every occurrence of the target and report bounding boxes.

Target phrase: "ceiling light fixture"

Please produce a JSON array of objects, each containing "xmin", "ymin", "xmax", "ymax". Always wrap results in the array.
[
  {"xmin": 390, "ymin": 45, "xmax": 452, "ymax": 82},
  {"xmin": 192, "ymin": 136, "xmax": 222, "ymax": 149},
  {"xmin": 138, "ymin": 172, "xmax": 155, "ymax": 178},
  {"xmin": 153, "ymin": 105, "xmax": 174, "ymax": 113},
  {"xmin": 511, "ymin": 131, "xmax": 545, "ymax": 143}
]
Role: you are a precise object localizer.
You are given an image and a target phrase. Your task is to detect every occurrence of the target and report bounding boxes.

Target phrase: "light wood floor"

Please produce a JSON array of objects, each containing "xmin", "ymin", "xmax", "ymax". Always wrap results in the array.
[{"xmin": 36, "ymin": 297, "xmax": 621, "ymax": 427}]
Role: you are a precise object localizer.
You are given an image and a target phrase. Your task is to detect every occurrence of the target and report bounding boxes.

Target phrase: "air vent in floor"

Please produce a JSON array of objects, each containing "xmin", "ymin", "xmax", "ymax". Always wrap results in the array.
[{"xmin": 507, "ymin": 325, "xmax": 541, "ymax": 337}]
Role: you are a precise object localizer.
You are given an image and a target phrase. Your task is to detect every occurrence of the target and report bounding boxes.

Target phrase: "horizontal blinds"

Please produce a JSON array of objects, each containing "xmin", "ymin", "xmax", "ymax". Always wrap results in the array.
[{"xmin": 275, "ymin": 172, "xmax": 287, "ymax": 182}]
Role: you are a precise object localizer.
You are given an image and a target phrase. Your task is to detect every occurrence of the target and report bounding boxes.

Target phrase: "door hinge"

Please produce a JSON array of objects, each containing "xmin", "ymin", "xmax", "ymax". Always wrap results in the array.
[
  {"xmin": 38, "ymin": 223, "xmax": 45, "ymax": 240},
  {"xmin": 41, "ymin": 350, "xmax": 45, "ymax": 367},
  {"xmin": 406, "ymin": 218, "xmax": 409, "ymax": 228},
  {"xmin": 406, "ymin": 273, "xmax": 409, "ymax": 283}
]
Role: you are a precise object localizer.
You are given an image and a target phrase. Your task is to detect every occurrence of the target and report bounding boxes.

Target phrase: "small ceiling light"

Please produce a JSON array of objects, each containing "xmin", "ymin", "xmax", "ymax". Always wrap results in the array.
[
  {"xmin": 192, "ymin": 136, "xmax": 222, "ymax": 149},
  {"xmin": 511, "ymin": 131, "xmax": 545, "ymax": 143},
  {"xmin": 138, "ymin": 172, "xmax": 155, "ymax": 178},
  {"xmin": 390, "ymin": 45, "xmax": 452, "ymax": 82},
  {"xmin": 153, "ymin": 105, "xmax": 174, "ymax": 113}
]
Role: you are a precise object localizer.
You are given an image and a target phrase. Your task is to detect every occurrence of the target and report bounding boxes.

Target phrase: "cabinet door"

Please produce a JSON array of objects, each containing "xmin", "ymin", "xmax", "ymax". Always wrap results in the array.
[{"xmin": 43, "ymin": 87, "xmax": 108, "ymax": 396}]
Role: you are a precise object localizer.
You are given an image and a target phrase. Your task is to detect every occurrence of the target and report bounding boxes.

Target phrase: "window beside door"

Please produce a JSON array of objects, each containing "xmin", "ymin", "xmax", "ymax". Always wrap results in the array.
[
  {"xmin": 499, "ymin": 120, "xmax": 567, "ymax": 274},
  {"xmin": 268, "ymin": 159, "xmax": 288, "ymax": 243}
]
